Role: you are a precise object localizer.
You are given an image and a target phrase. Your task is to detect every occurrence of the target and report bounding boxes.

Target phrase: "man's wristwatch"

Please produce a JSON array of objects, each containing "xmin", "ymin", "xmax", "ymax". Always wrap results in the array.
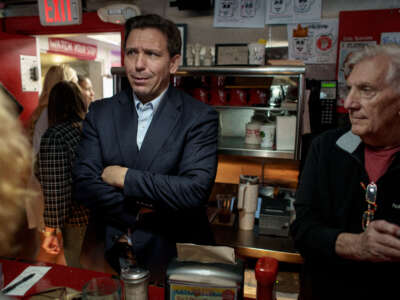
[{"xmin": 41, "ymin": 228, "xmax": 60, "ymax": 237}]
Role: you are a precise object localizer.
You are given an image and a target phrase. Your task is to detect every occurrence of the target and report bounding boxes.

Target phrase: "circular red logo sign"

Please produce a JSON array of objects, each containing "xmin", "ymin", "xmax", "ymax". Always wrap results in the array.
[{"xmin": 317, "ymin": 35, "xmax": 332, "ymax": 51}]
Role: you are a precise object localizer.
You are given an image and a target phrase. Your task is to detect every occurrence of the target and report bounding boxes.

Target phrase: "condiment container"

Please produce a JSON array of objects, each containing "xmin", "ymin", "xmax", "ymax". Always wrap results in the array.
[
  {"xmin": 121, "ymin": 266, "xmax": 150, "ymax": 300},
  {"xmin": 255, "ymin": 257, "xmax": 278, "ymax": 300},
  {"xmin": 166, "ymin": 258, "xmax": 244, "ymax": 300}
]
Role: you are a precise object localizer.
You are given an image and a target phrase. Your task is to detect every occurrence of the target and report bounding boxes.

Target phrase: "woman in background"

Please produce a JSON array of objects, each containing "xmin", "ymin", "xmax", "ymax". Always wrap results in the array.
[
  {"xmin": 28, "ymin": 64, "xmax": 78, "ymax": 155},
  {"xmin": 0, "ymin": 93, "xmax": 38, "ymax": 260},
  {"xmin": 78, "ymin": 74, "xmax": 95, "ymax": 104},
  {"xmin": 36, "ymin": 81, "xmax": 89, "ymax": 268}
]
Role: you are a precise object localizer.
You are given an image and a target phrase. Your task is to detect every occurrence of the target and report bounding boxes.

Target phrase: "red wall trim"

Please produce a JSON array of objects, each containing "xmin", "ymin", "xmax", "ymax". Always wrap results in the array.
[
  {"xmin": 4, "ymin": 12, "xmax": 123, "ymax": 35},
  {"xmin": 3, "ymin": 12, "xmax": 125, "ymax": 62},
  {"xmin": 0, "ymin": 32, "xmax": 38, "ymax": 124}
]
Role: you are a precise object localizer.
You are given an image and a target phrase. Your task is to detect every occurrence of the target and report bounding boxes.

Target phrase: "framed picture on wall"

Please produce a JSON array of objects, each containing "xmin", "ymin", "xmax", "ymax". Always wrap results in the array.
[
  {"xmin": 215, "ymin": 43, "xmax": 248, "ymax": 65},
  {"xmin": 176, "ymin": 24, "xmax": 187, "ymax": 66}
]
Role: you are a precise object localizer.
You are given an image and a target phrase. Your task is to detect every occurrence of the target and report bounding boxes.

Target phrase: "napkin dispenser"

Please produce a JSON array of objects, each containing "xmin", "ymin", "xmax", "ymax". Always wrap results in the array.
[{"xmin": 165, "ymin": 258, "xmax": 244, "ymax": 300}]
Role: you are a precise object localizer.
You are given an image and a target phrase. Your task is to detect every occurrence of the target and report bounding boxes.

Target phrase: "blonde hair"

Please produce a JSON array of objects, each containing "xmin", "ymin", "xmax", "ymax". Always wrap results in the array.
[
  {"xmin": 28, "ymin": 64, "xmax": 78, "ymax": 138},
  {"xmin": 0, "ymin": 94, "xmax": 36, "ymax": 256}
]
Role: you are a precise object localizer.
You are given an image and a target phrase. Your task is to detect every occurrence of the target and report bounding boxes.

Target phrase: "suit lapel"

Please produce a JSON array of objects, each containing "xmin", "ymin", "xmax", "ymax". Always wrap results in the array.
[
  {"xmin": 113, "ymin": 89, "xmax": 139, "ymax": 168},
  {"xmin": 134, "ymin": 87, "xmax": 182, "ymax": 170}
]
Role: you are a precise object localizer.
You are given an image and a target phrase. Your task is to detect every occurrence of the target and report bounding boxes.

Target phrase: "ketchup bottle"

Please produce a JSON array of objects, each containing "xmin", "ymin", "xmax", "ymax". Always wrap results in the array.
[{"xmin": 255, "ymin": 257, "xmax": 279, "ymax": 300}]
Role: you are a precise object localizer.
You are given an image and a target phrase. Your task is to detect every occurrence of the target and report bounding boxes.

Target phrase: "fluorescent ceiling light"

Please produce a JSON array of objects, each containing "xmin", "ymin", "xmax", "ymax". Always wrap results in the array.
[{"xmin": 87, "ymin": 33, "xmax": 121, "ymax": 46}]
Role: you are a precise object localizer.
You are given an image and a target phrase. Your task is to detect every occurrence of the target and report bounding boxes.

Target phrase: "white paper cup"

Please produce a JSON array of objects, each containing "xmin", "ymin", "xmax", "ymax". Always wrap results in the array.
[{"xmin": 248, "ymin": 43, "xmax": 265, "ymax": 65}]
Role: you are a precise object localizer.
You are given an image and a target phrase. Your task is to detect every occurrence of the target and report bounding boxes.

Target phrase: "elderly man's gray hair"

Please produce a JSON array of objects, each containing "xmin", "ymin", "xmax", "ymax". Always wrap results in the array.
[{"xmin": 344, "ymin": 44, "xmax": 400, "ymax": 91}]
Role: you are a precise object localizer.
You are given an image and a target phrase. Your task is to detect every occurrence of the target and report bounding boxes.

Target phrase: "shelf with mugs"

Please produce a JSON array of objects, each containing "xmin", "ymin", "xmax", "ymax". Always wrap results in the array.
[
  {"xmin": 111, "ymin": 63, "xmax": 305, "ymax": 160},
  {"xmin": 175, "ymin": 64, "xmax": 304, "ymax": 160}
]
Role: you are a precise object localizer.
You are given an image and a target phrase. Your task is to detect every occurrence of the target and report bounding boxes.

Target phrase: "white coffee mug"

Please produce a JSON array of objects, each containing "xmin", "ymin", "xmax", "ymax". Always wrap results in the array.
[
  {"xmin": 245, "ymin": 122, "xmax": 261, "ymax": 145},
  {"xmin": 238, "ymin": 182, "xmax": 259, "ymax": 230},
  {"xmin": 260, "ymin": 123, "xmax": 276, "ymax": 148},
  {"xmin": 248, "ymin": 43, "xmax": 265, "ymax": 65}
]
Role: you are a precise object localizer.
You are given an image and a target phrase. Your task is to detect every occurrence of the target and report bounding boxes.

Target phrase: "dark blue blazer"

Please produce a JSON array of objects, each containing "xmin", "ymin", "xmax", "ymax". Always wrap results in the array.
[{"xmin": 72, "ymin": 86, "xmax": 218, "ymax": 272}]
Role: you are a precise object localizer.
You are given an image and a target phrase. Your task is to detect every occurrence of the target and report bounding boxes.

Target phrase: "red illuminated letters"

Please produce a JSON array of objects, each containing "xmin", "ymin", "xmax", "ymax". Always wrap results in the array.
[
  {"xmin": 44, "ymin": 0, "xmax": 53, "ymax": 23},
  {"xmin": 66, "ymin": 0, "xmax": 72, "ymax": 21},
  {"xmin": 43, "ymin": 0, "xmax": 73, "ymax": 24},
  {"xmin": 60, "ymin": 0, "xmax": 65, "ymax": 21},
  {"xmin": 53, "ymin": 0, "xmax": 61, "ymax": 22}
]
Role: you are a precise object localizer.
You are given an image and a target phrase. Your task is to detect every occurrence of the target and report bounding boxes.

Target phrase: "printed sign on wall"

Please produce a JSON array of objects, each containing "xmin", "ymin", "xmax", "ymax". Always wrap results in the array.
[
  {"xmin": 48, "ymin": 38, "xmax": 97, "ymax": 60},
  {"xmin": 381, "ymin": 32, "xmax": 400, "ymax": 45},
  {"xmin": 266, "ymin": 0, "xmax": 321, "ymax": 24},
  {"xmin": 214, "ymin": 0, "xmax": 266, "ymax": 28},
  {"xmin": 287, "ymin": 19, "xmax": 338, "ymax": 64}
]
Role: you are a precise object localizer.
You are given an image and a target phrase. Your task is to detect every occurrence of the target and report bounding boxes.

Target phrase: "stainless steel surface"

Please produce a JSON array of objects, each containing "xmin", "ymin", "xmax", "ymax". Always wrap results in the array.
[
  {"xmin": 121, "ymin": 266, "xmax": 150, "ymax": 300},
  {"xmin": 218, "ymin": 136, "xmax": 294, "ymax": 159},
  {"xmin": 121, "ymin": 267, "xmax": 150, "ymax": 281},
  {"xmin": 294, "ymin": 73, "xmax": 305, "ymax": 160},
  {"xmin": 175, "ymin": 65, "xmax": 306, "ymax": 76},
  {"xmin": 215, "ymin": 105, "xmax": 297, "ymax": 112},
  {"xmin": 111, "ymin": 65, "xmax": 306, "ymax": 76},
  {"xmin": 166, "ymin": 259, "xmax": 243, "ymax": 286}
]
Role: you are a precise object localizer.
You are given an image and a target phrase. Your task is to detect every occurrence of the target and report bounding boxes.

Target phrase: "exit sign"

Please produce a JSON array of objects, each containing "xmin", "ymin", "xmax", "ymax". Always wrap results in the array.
[{"xmin": 38, "ymin": 0, "xmax": 82, "ymax": 26}]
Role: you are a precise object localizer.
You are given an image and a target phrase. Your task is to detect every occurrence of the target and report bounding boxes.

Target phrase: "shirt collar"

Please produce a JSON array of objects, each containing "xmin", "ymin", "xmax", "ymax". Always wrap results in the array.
[{"xmin": 133, "ymin": 86, "xmax": 168, "ymax": 114}]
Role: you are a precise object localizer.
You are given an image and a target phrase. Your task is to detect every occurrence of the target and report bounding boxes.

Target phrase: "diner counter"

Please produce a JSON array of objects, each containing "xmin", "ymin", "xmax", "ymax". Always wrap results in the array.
[
  {"xmin": 0, "ymin": 257, "xmax": 164, "ymax": 299},
  {"xmin": 212, "ymin": 224, "xmax": 303, "ymax": 264}
]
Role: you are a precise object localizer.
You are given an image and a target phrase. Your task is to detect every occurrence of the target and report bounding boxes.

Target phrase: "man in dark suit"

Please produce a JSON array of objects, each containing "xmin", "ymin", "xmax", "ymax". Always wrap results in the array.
[{"xmin": 72, "ymin": 14, "xmax": 218, "ymax": 279}]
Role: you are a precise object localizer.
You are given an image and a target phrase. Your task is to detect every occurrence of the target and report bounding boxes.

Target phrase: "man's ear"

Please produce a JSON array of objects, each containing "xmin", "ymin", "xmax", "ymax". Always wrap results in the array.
[{"xmin": 169, "ymin": 54, "xmax": 181, "ymax": 74}]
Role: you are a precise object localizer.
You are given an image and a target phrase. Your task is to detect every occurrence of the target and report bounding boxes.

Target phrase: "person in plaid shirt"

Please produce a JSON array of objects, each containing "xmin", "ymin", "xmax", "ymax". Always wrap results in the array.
[{"xmin": 37, "ymin": 80, "xmax": 89, "ymax": 268}]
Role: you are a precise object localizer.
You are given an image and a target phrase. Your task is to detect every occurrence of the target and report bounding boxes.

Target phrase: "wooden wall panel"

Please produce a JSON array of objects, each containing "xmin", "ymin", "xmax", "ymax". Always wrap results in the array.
[{"xmin": 216, "ymin": 155, "xmax": 299, "ymax": 188}]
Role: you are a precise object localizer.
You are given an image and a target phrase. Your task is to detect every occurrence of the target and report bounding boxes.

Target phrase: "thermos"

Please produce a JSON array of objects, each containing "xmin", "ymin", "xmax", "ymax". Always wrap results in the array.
[
  {"xmin": 237, "ymin": 175, "xmax": 259, "ymax": 230},
  {"xmin": 255, "ymin": 257, "xmax": 278, "ymax": 300},
  {"xmin": 121, "ymin": 266, "xmax": 150, "ymax": 300}
]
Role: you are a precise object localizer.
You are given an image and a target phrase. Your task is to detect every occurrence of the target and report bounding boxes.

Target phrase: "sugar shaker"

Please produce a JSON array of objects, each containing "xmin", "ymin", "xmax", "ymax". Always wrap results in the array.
[{"xmin": 120, "ymin": 266, "xmax": 150, "ymax": 300}]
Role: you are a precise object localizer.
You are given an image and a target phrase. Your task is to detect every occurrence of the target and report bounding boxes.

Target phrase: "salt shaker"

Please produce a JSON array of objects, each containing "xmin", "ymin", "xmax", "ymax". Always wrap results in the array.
[{"xmin": 121, "ymin": 266, "xmax": 150, "ymax": 300}]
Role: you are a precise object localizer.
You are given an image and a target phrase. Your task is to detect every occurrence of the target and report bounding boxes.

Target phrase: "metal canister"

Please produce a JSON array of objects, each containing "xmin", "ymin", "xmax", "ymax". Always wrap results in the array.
[{"xmin": 120, "ymin": 266, "xmax": 150, "ymax": 300}]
